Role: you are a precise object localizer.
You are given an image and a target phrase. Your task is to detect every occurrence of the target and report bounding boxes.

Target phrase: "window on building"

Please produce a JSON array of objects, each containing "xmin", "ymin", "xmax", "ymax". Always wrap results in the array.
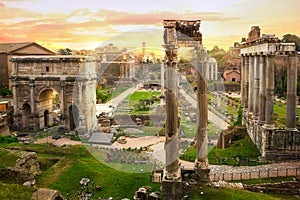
[
  {"xmin": 232, "ymin": 78, "xmax": 236, "ymax": 82},
  {"xmin": 46, "ymin": 66, "xmax": 49, "ymax": 72}
]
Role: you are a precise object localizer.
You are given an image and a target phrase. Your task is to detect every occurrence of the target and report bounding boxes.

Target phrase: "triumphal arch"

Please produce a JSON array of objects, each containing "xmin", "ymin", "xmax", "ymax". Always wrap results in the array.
[{"xmin": 10, "ymin": 55, "xmax": 98, "ymax": 133}]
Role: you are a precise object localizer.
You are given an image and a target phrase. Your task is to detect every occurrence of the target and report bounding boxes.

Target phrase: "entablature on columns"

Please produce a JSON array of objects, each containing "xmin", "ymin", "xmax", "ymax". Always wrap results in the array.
[{"xmin": 241, "ymin": 42, "xmax": 296, "ymax": 56}]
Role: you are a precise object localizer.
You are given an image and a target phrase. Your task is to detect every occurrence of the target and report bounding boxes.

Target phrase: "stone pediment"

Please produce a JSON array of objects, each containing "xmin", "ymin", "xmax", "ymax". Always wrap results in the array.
[{"xmin": 11, "ymin": 43, "xmax": 55, "ymax": 55}]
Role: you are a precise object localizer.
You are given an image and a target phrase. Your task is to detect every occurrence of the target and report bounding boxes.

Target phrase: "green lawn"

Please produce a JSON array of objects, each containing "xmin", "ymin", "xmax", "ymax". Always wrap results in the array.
[
  {"xmin": 0, "ymin": 148, "xmax": 19, "ymax": 168},
  {"xmin": 126, "ymin": 91, "xmax": 161, "ymax": 101},
  {"xmin": 0, "ymin": 182, "xmax": 35, "ymax": 200},
  {"xmin": 189, "ymin": 186, "xmax": 298, "ymax": 200},
  {"xmin": 180, "ymin": 130, "xmax": 262, "ymax": 166},
  {"xmin": 1, "ymin": 143, "xmax": 160, "ymax": 199}
]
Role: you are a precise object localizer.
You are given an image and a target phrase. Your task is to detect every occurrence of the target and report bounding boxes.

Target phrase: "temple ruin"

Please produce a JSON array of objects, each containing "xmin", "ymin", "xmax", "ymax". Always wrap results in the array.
[
  {"xmin": 162, "ymin": 19, "xmax": 210, "ymax": 200},
  {"xmin": 240, "ymin": 26, "xmax": 300, "ymax": 160}
]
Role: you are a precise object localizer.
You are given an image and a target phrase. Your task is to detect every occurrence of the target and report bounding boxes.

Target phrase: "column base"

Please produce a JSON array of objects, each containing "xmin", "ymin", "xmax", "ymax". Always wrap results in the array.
[
  {"xmin": 263, "ymin": 124, "xmax": 275, "ymax": 130},
  {"xmin": 286, "ymin": 127, "xmax": 298, "ymax": 131},
  {"xmin": 195, "ymin": 167, "xmax": 210, "ymax": 182},
  {"xmin": 162, "ymin": 168, "xmax": 182, "ymax": 200}
]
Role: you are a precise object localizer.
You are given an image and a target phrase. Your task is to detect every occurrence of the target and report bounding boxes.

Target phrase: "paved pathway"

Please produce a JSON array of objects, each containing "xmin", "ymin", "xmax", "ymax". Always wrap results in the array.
[
  {"xmin": 106, "ymin": 85, "xmax": 139, "ymax": 106},
  {"xmin": 179, "ymin": 89, "xmax": 230, "ymax": 130}
]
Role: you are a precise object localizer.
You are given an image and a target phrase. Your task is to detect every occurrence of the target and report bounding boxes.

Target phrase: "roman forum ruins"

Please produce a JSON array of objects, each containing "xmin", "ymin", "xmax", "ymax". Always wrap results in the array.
[
  {"xmin": 162, "ymin": 19, "xmax": 211, "ymax": 199},
  {"xmin": 10, "ymin": 56, "xmax": 98, "ymax": 133},
  {"xmin": 240, "ymin": 26, "xmax": 299, "ymax": 160}
]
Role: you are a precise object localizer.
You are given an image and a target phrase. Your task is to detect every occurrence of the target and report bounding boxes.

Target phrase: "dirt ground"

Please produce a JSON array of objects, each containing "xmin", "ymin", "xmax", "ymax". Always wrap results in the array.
[
  {"xmin": 112, "ymin": 136, "xmax": 165, "ymax": 149},
  {"xmin": 34, "ymin": 136, "xmax": 82, "ymax": 147}
]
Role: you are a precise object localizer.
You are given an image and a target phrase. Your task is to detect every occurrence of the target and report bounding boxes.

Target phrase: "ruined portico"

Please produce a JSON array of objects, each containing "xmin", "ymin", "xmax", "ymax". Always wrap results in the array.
[
  {"xmin": 162, "ymin": 19, "xmax": 210, "ymax": 199},
  {"xmin": 10, "ymin": 56, "xmax": 98, "ymax": 133},
  {"xmin": 241, "ymin": 26, "xmax": 300, "ymax": 160}
]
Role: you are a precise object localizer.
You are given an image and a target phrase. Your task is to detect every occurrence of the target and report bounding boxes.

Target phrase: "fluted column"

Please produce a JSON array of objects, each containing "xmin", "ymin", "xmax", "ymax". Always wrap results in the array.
[
  {"xmin": 253, "ymin": 55, "xmax": 260, "ymax": 120},
  {"xmin": 248, "ymin": 55, "xmax": 254, "ymax": 115},
  {"xmin": 243, "ymin": 56, "xmax": 249, "ymax": 110},
  {"xmin": 59, "ymin": 80, "xmax": 66, "ymax": 125},
  {"xmin": 164, "ymin": 45, "xmax": 180, "ymax": 179},
  {"xmin": 12, "ymin": 80, "xmax": 18, "ymax": 114},
  {"xmin": 29, "ymin": 79, "xmax": 35, "ymax": 114},
  {"xmin": 264, "ymin": 54, "xmax": 275, "ymax": 129},
  {"xmin": 258, "ymin": 54, "xmax": 266, "ymax": 125},
  {"xmin": 214, "ymin": 64, "xmax": 218, "ymax": 80},
  {"xmin": 195, "ymin": 47, "xmax": 208, "ymax": 168},
  {"xmin": 160, "ymin": 61, "xmax": 165, "ymax": 105},
  {"xmin": 194, "ymin": 46, "xmax": 209, "ymax": 181},
  {"xmin": 286, "ymin": 53, "xmax": 298, "ymax": 130},
  {"xmin": 241, "ymin": 56, "xmax": 245, "ymax": 108}
]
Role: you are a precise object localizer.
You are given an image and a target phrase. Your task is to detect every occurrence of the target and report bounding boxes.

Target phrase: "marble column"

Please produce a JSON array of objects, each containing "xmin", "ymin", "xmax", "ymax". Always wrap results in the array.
[
  {"xmin": 12, "ymin": 80, "xmax": 18, "ymax": 114},
  {"xmin": 241, "ymin": 56, "xmax": 245, "ymax": 108},
  {"xmin": 264, "ymin": 54, "xmax": 275, "ymax": 129},
  {"xmin": 258, "ymin": 54, "xmax": 266, "ymax": 125},
  {"xmin": 214, "ymin": 63, "xmax": 217, "ymax": 79},
  {"xmin": 59, "ymin": 80, "xmax": 66, "ymax": 125},
  {"xmin": 195, "ymin": 46, "xmax": 209, "ymax": 181},
  {"xmin": 160, "ymin": 61, "xmax": 165, "ymax": 105},
  {"xmin": 29, "ymin": 79, "xmax": 35, "ymax": 115},
  {"xmin": 120, "ymin": 62, "xmax": 124, "ymax": 78},
  {"xmin": 248, "ymin": 55, "xmax": 254, "ymax": 114},
  {"xmin": 244, "ymin": 56, "xmax": 249, "ymax": 110},
  {"xmin": 286, "ymin": 53, "xmax": 298, "ymax": 130},
  {"xmin": 253, "ymin": 55, "xmax": 260, "ymax": 120},
  {"xmin": 164, "ymin": 45, "xmax": 180, "ymax": 180}
]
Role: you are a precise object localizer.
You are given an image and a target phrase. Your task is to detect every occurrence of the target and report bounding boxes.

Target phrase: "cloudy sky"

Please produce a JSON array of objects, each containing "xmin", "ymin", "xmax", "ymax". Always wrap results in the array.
[{"xmin": 0, "ymin": 0, "xmax": 299, "ymax": 51}]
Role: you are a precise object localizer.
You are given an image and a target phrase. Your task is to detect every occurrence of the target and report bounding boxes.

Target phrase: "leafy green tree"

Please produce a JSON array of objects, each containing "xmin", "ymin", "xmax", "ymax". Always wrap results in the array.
[
  {"xmin": 282, "ymin": 34, "xmax": 300, "ymax": 51},
  {"xmin": 0, "ymin": 88, "xmax": 12, "ymax": 96},
  {"xmin": 57, "ymin": 48, "xmax": 73, "ymax": 55}
]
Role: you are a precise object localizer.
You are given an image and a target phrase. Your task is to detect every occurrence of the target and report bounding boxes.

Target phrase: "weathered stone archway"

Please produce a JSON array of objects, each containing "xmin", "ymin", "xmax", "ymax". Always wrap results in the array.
[{"xmin": 10, "ymin": 56, "xmax": 98, "ymax": 133}]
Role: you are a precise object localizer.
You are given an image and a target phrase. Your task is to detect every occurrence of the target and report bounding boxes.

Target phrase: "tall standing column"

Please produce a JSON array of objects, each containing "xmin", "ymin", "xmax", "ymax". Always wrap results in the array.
[
  {"xmin": 12, "ymin": 80, "xmax": 18, "ymax": 114},
  {"xmin": 214, "ymin": 64, "xmax": 218, "ymax": 80},
  {"xmin": 248, "ymin": 55, "xmax": 254, "ymax": 115},
  {"xmin": 264, "ymin": 54, "xmax": 275, "ymax": 129},
  {"xmin": 286, "ymin": 52, "xmax": 298, "ymax": 130},
  {"xmin": 241, "ymin": 56, "xmax": 245, "ymax": 108},
  {"xmin": 195, "ymin": 46, "xmax": 209, "ymax": 181},
  {"xmin": 59, "ymin": 80, "xmax": 66, "ymax": 125},
  {"xmin": 253, "ymin": 54, "xmax": 260, "ymax": 120},
  {"xmin": 243, "ymin": 56, "xmax": 249, "ymax": 120},
  {"xmin": 258, "ymin": 54, "xmax": 266, "ymax": 125},
  {"xmin": 164, "ymin": 45, "xmax": 180, "ymax": 179},
  {"xmin": 160, "ymin": 61, "xmax": 165, "ymax": 105},
  {"xmin": 29, "ymin": 79, "xmax": 36, "ymax": 130}
]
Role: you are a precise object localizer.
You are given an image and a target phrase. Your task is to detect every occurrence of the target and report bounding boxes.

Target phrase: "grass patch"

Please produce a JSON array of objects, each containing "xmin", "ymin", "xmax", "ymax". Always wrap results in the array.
[
  {"xmin": 0, "ymin": 182, "xmax": 35, "ymax": 200},
  {"xmin": 229, "ymin": 176, "xmax": 295, "ymax": 185},
  {"xmin": 189, "ymin": 186, "xmax": 298, "ymax": 200},
  {"xmin": 1, "ymin": 143, "xmax": 161, "ymax": 199},
  {"xmin": 127, "ymin": 91, "xmax": 161, "ymax": 101},
  {"xmin": 51, "ymin": 155, "xmax": 160, "ymax": 199},
  {"xmin": 180, "ymin": 129, "xmax": 262, "ymax": 166},
  {"xmin": 208, "ymin": 134, "xmax": 261, "ymax": 166},
  {"xmin": 0, "ymin": 148, "xmax": 19, "ymax": 168}
]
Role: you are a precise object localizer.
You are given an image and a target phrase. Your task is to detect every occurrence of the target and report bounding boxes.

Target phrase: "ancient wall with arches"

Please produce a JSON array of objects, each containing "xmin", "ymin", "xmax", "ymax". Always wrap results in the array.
[{"xmin": 10, "ymin": 56, "xmax": 97, "ymax": 133}]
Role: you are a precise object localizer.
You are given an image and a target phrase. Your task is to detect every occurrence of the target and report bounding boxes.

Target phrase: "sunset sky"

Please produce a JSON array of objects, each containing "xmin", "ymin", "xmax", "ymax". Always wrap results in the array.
[{"xmin": 0, "ymin": 0, "xmax": 299, "ymax": 52}]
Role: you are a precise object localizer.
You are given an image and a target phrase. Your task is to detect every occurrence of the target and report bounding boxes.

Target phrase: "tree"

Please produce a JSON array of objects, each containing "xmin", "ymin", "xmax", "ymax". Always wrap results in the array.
[
  {"xmin": 208, "ymin": 46, "xmax": 230, "ymax": 77},
  {"xmin": 57, "ymin": 48, "xmax": 73, "ymax": 55},
  {"xmin": 0, "ymin": 87, "xmax": 12, "ymax": 96},
  {"xmin": 282, "ymin": 34, "xmax": 300, "ymax": 51}
]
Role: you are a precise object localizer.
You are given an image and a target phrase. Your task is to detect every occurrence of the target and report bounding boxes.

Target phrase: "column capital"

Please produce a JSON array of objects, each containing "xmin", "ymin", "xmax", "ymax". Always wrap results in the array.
[{"xmin": 29, "ymin": 79, "xmax": 35, "ymax": 87}]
